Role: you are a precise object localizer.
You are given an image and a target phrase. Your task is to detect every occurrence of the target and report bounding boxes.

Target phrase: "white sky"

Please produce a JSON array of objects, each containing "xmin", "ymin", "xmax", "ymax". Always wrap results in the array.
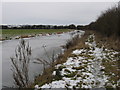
[
  {"xmin": 1, "ymin": 0, "xmax": 119, "ymax": 2},
  {"xmin": 1, "ymin": 2, "xmax": 118, "ymax": 25}
]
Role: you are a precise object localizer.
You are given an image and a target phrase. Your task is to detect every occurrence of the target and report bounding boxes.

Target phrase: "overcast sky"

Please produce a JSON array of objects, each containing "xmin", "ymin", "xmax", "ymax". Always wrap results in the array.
[{"xmin": 2, "ymin": 2, "xmax": 117, "ymax": 25}]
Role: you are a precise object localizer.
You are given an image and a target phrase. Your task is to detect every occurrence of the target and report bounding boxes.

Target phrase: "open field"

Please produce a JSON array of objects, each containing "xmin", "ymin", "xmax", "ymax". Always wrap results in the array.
[{"xmin": 1, "ymin": 29, "xmax": 71, "ymax": 39}]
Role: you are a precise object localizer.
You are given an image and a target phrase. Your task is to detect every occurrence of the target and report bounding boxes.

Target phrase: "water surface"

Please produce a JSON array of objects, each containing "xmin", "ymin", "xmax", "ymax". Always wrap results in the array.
[
  {"xmin": 2, "ymin": 30, "xmax": 84, "ymax": 88},
  {"xmin": 2, "ymin": 32, "xmax": 71, "ymax": 87}
]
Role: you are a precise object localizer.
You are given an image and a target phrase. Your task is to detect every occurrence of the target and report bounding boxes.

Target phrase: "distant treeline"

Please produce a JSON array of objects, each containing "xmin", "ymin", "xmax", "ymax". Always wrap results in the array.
[
  {"xmin": 85, "ymin": 6, "xmax": 120, "ymax": 37},
  {"xmin": 1, "ymin": 5, "xmax": 119, "ymax": 37},
  {"xmin": 1, "ymin": 24, "xmax": 84, "ymax": 30}
]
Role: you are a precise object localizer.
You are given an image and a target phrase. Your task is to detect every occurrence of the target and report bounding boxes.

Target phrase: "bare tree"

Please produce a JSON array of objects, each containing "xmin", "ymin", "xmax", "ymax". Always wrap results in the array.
[{"xmin": 11, "ymin": 39, "xmax": 31, "ymax": 88}]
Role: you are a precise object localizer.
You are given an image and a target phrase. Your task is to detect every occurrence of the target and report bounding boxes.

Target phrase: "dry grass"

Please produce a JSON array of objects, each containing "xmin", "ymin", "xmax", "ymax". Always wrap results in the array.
[
  {"xmin": 29, "ymin": 31, "xmax": 90, "ymax": 88},
  {"xmin": 29, "ymin": 30, "xmax": 120, "ymax": 88},
  {"xmin": 87, "ymin": 30, "xmax": 120, "ymax": 87},
  {"xmin": 83, "ymin": 30, "xmax": 120, "ymax": 51},
  {"xmin": 102, "ymin": 58, "xmax": 120, "ymax": 86},
  {"xmin": 94, "ymin": 31, "xmax": 120, "ymax": 51},
  {"xmin": 85, "ymin": 30, "xmax": 120, "ymax": 84}
]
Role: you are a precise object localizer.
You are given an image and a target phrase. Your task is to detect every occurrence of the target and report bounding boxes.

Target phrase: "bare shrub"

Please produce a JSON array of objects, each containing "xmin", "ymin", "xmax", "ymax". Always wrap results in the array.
[
  {"xmin": 11, "ymin": 39, "xmax": 31, "ymax": 88},
  {"xmin": 33, "ymin": 46, "xmax": 56, "ymax": 73},
  {"xmin": 65, "ymin": 35, "xmax": 80, "ymax": 49},
  {"xmin": 33, "ymin": 58, "xmax": 51, "ymax": 73}
]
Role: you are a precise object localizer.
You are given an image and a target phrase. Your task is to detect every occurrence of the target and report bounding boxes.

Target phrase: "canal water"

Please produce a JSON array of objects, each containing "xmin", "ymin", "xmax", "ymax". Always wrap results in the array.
[{"xmin": 1, "ymin": 30, "xmax": 84, "ymax": 88}]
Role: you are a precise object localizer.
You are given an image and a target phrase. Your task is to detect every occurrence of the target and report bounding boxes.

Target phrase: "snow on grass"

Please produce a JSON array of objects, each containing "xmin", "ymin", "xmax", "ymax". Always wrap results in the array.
[
  {"xmin": 52, "ymin": 71, "xmax": 56, "ymax": 76},
  {"xmin": 72, "ymin": 49, "xmax": 86, "ymax": 55},
  {"xmin": 35, "ymin": 34, "xmax": 120, "ymax": 89},
  {"xmin": 41, "ymin": 80, "xmax": 66, "ymax": 88}
]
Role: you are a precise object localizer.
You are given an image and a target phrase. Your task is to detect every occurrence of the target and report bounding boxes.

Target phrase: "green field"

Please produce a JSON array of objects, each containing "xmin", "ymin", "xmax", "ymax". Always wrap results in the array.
[{"xmin": 1, "ymin": 29, "xmax": 71, "ymax": 39}]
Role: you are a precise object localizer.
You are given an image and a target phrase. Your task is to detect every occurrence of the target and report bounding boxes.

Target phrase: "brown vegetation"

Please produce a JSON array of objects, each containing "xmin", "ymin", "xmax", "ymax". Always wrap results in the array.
[
  {"xmin": 86, "ymin": 30, "xmax": 120, "ymax": 51},
  {"xmin": 11, "ymin": 39, "xmax": 32, "ymax": 88},
  {"xmin": 30, "ymin": 30, "xmax": 120, "ymax": 88},
  {"xmin": 81, "ymin": 6, "xmax": 120, "ymax": 39},
  {"xmin": 29, "ymin": 31, "xmax": 90, "ymax": 87}
]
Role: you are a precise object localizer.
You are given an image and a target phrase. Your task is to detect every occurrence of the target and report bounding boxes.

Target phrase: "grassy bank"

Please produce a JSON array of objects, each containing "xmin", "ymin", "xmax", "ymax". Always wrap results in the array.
[
  {"xmin": 29, "ymin": 30, "xmax": 87, "ymax": 88},
  {"xmin": 1, "ymin": 29, "xmax": 71, "ymax": 39},
  {"xmin": 30, "ymin": 30, "xmax": 120, "ymax": 89}
]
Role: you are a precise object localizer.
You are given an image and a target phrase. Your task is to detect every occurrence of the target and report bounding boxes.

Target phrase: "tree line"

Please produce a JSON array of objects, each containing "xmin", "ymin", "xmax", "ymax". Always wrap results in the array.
[
  {"xmin": 1, "ymin": 4, "xmax": 119, "ymax": 37},
  {"xmin": 1, "ymin": 24, "xmax": 84, "ymax": 30},
  {"xmin": 85, "ymin": 5, "xmax": 120, "ymax": 37}
]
